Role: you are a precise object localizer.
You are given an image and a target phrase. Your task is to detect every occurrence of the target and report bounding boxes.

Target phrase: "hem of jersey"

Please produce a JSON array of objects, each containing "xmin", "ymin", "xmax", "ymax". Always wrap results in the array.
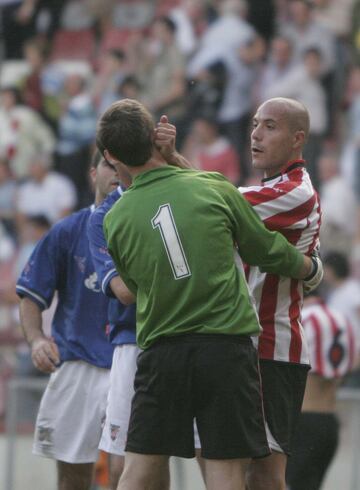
[
  {"xmin": 98, "ymin": 441, "xmax": 126, "ymax": 456},
  {"xmin": 16, "ymin": 285, "xmax": 48, "ymax": 309},
  {"xmin": 259, "ymin": 358, "xmax": 310, "ymax": 368},
  {"xmin": 102, "ymin": 269, "xmax": 118, "ymax": 296}
]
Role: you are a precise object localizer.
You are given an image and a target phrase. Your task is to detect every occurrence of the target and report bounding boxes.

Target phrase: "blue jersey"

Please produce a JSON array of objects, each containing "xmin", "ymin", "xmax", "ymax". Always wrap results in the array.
[
  {"xmin": 87, "ymin": 187, "xmax": 136, "ymax": 345},
  {"xmin": 16, "ymin": 207, "xmax": 114, "ymax": 368}
]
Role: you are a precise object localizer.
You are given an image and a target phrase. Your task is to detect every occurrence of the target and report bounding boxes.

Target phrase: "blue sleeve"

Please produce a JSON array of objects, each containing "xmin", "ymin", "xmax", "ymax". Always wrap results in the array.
[
  {"xmin": 88, "ymin": 205, "xmax": 118, "ymax": 298},
  {"xmin": 16, "ymin": 224, "xmax": 65, "ymax": 310}
]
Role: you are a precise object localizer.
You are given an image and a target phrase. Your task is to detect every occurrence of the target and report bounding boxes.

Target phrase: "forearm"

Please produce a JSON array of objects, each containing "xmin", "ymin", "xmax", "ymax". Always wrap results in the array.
[
  {"xmin": 19, "ymin": 297, "xmax": 45, "ymax": 345},
  {"xmin": 110, "ymin": 276, "xmax": 136, "ymax": 305},
  {"xmin": 167, "ymin": 151, "xmax": 193, "ymax": 169}
]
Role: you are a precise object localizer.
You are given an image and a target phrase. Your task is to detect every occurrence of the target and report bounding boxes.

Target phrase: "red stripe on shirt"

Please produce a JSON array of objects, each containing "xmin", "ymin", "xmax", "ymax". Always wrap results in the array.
[
  {"xmin": 346, "ymin": 318, "xmax": 356, "ymax": 372},
  {"xmin": 264, "ymin": 194, "xmax": 317, "ymax": 230},
  {"xmin": 244, "ymin": 179, "xmax": 303, "ymax": 207},
  {"xmin": 309, "ymin": 314, "xmax": 324, "ymax": 375},
  {"xmin": 258, "ymin": 274, "xmax": 280, "ymax": 359},
  {"xmin": 289, "ymin": 279, "xmax": 302, "ymax": 363}
]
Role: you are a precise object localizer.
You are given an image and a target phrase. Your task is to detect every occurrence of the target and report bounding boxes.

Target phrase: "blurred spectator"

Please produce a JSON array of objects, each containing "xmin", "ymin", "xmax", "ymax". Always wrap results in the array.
[
  {"xmin": 313, "ymin": 0, "xmax": 356, "ymax": 39},
  {"xmin": 185, "ymin": 60, "xmax": 226, "ymax": 124},
  {"xmin": 170, "ymin": 0, "xmax": 206, "ymax": 56},
  {"xmin": 136, "ymin": 16, "xmax": 187, "ymax": 145},
  {"xmin": 286, "ymin": 288, "xmax": 358, "ymax": 489},
  {"xmin": 188, "ymin": 0, "xmax": 255, "ymax": 76},
  {"xmin": 118, "ymin": 75, "xmax": 141, "ymax": 100},
  {"xmin": 279, "ymin": 0, "xmax": 337, "ymax": 134},
  {"xmin": 93, "ymin": 48, "xmax": 129, "ymax": 116},
  {"xmin": 257, "ymin": 35, "xmax": 294, "ymax": 103},
  {"xmin": 323, "ymin": 252, "xmax": 360, "ymax": 347},
  {"xmin": 16, "ymin": 153, "xmax": 76, "ymax": 226},
  {"xmin": 1, "ymin": 0, "xmax": 38, "ymax": 59},
  {"xmin": 183, "ymin": 116, "xmax": 241, "ymax": 184},
  {"xmin": 263, "ymin": 48, "xmax": 327, "ymax": 188},
  {"xmin": 0, "ymin": 87, "xmax": 56, "ymax": 179},
  {"xmin": 351, "ymin": 0, "xmax": 360, "ymax": 64},
  {"xmin": 218, "ymin": 35, "xmax": 265, "ymax": 180},
  {"xmin": 56, "ymin": 73, "xmax": 97, "ymax": 205},
  {"xmin": 340, "ymin": 65, "xmax": 360, "ymax": 202},
  {"xmin": 247, "ymin": 0, "xmax": 276, "ymax": 42},
  {"xmin": 21, "ymin": 38, "xmax": 64, "ymax": 128},
  {"xmin": 318, "ymin": 152, "xmax": 357, "ymax": 256},
  {"xmin": 0, "ymin": 158, "xmax": 17, "ymax": 238},
  {"xmin": 279, "ymin": 0, "xmax": 336, "ymax": 76}
]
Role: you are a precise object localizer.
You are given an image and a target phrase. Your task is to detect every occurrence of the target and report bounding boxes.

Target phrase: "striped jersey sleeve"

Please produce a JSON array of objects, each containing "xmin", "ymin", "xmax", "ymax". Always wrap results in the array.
[
  {"xmin": 239, "ymin": 165, "xmax": 322, "ymax": 364},
  {"xmin": 302, "ymin": 301, "xmax": 357, "ymax": 378}
]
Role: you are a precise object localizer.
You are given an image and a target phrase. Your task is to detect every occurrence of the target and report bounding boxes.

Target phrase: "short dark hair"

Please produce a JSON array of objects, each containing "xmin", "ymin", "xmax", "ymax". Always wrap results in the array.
[
  {"xmin": 90, "ymin": 149, "xmax": 103, "ymax": 169},
  {"xmin": 96, "ymin": 99, "xmax": 155, "ymax": 167},
  {"xmin": 324, "ymin": 252, "xmax": 350, "ymax": 279},
  {"xmin": 108, "ymin": 48, "xmax": 126, "ymax": 62}
]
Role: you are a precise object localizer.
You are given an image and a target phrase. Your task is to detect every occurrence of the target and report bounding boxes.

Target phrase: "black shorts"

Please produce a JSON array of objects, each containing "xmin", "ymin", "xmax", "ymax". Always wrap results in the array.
[
  {"xmin": 286, "ymin": 412, "xmax": 339, "ymax": 490},
  {"xmin": 259, "ymin": 359, "xmax": 310, "ymax": 455},
  {"xmin": 125, "ymin": 334, "xmax": 270, "ymax": 459}
]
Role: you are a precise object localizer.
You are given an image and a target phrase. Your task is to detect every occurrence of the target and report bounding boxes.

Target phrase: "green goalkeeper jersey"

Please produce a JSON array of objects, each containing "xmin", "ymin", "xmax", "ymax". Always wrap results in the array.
[{"xmin": 104, "ymin": 166, "xmax": 304, "ymax": 349}]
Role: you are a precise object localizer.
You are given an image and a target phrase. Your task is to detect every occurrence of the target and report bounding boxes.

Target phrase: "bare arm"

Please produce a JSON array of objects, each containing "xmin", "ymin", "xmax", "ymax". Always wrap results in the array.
[
  {"xmin": 19, "ymin": 297, "xmax": 60, "ymax": 373},
  {"xmin": 109, "ymin": 276, "xmax": 136, "ymax": 305}
]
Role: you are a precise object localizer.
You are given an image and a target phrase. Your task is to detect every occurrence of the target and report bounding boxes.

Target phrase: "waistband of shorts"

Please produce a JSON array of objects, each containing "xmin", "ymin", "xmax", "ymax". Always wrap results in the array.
[{"xmin": 152, "ymin": 333, "xmax": 252, "ymax": 346}]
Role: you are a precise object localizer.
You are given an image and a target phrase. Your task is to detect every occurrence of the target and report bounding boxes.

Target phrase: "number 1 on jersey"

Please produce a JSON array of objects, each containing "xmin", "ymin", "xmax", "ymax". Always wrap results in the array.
[{"xmin": 152, "ymin": 204, "xmax": 191, "ymax": 280}]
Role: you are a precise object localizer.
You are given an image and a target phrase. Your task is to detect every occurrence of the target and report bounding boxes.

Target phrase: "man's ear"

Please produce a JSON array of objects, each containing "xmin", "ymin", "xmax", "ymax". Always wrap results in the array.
[{"xmin": 293, "ymin": 130, "xmax": 305, "ymax": 150}]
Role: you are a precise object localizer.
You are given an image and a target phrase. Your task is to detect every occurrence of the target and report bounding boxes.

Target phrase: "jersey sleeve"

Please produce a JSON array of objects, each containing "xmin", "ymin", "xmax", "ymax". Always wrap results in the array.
[
  {"xmin": 103, "ymin": 215, "xmax": 138, "ymax": 295},
  {"xmin": 16, "ymin": 224, "xmax": 65, "ymax": 310},
  {"xmin": 222, "ymin": 182, "xmax": 304, "ymax": 277},
  {"xmin": 88, "ymin": 205, "xmax": 118, "ymax": 298}
]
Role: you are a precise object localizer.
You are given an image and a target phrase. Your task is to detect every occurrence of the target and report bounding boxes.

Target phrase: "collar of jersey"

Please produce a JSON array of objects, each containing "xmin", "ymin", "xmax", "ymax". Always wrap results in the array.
[
  {"xmin": 261, "ymin": 160, "xmax": 305, "ymax": 184},
  {"xmin": 132, "ymin": 165, "xmax": 179, "ymax": 187}
]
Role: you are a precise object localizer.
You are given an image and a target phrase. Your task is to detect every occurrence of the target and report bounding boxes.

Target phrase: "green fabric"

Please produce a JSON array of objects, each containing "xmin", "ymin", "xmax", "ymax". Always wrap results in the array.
[{"xmin": 104, "ymin": 166, "xmax": 304, "ymax": 349}]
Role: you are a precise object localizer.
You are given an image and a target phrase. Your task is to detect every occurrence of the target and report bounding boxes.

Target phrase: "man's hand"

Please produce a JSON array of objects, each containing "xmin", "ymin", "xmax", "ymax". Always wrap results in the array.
[
  {"xmin": 154, "ymin": 115, "xmax": 177, "ymax": 161},
  {"xmin": 31, "ymin": 337, "xmax": 60, "ymax": 373},
  {"xmin": 303, "ymin": 248, "xmax": 323, "ymax": 293},
  {"xmin": 155, "ymin": 115, "xmax": 193, "ymax": 169}
]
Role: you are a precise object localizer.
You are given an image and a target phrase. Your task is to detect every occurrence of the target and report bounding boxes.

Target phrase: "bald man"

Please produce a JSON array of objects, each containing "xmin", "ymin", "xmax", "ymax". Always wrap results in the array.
[
  {"xmin": 157, "ymin": 98, "xmax": 322, "ymax": 489},
  {"xmin": 239, "ymin": 98, "xmax": 321, "ymax": 490}
]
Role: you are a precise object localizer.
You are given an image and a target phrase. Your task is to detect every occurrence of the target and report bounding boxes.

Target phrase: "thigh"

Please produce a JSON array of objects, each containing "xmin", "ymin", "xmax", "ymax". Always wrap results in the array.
[
  {"xmin": 195, "ymin": 339, "xmax": 270, "ymax": 460},
  {"xmin": 34, "ymin": 361, "xmax": 110, "ymax": 463},
  {"xmin": 286, "ymin": 412, "xmax": 339, "ymax": 490},
  {"xmin": 259, "ymin": 360, "xmax": 309, "ymax": 455},
  {"xmin": 100, "ymin": 344, "xmax": 140, "ymax": 456},
  {"xmin": 125, "ymin": 341, "xmax": 196, "ymax": 458}
]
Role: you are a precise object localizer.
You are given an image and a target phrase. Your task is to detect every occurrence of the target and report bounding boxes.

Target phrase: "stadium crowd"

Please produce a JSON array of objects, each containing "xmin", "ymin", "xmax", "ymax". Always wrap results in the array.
[{"xmin": 0, "ymin": 0, "xmax": 360, "ymax": 488}]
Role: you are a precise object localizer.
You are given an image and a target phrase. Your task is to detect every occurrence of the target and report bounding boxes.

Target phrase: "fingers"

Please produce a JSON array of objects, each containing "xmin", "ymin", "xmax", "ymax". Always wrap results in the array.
[{"xmin": 32, "ymin": 339, "xmax": 60, "ymax": 373}]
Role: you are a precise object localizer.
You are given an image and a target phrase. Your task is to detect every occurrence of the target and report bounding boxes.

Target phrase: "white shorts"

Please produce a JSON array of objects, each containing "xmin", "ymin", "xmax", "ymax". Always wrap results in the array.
[
  {"xmin": 33, "ymin": 360, "xmax": 110, "ymax": 463},
  {"xmin": 99, "ymin": 344, "xmax": 141, "ymax": 456}
]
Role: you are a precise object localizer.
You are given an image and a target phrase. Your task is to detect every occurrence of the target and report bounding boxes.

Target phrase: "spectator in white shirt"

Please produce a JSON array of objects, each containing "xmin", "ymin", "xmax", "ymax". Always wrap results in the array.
[
  {"xmin": 318, "ymin": 152, "xmax": 357, "ymax": 255},
  {"xmin": 16, "ymin": 153, "xmax": 77, "ymax": 226}
]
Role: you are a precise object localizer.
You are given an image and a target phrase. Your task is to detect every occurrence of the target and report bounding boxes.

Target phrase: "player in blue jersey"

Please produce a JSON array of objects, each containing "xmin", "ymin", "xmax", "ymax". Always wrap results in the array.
[
  {"xmin": 16, "ymin": 151, "xmax": 120, "ymax": 490},
  {"xmin": 87, "ymin": 116, "xmax": 190, "ymax": 490}
]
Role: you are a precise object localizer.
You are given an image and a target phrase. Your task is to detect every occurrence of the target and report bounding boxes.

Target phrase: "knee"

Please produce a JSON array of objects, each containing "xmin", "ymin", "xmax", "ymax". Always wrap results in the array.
[
  {"xmin": 109, "ymin": 456, "xmax": 125, "ymax": 490},
  {"xmin": 246, "ymin": 467, "xmax": 285, "ymax": 490}
]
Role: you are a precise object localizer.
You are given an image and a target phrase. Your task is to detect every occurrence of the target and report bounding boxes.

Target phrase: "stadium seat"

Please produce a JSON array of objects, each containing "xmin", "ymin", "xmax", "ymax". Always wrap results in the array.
[{"xmin": 51, "ymin": 29, "xmax": 96, "ymax": 61}]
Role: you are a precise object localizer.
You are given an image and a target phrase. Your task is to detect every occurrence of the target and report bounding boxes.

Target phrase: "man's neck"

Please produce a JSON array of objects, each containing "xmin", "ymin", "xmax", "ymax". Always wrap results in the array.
[
  {"xmin": 127, "ymin": 156, "xmax": 168, "ymax": 179},
  {"xmin": 263, "ymin": 154, "xmax": 303, "ymax": 179}
]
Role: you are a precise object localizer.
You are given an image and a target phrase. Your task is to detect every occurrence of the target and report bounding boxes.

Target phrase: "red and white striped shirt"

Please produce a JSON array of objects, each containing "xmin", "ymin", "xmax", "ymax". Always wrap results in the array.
[
  {"xmin": 239, "ymin": 161, "xmax": 321, "ymax": 364},
  {"xmin": 302, "ymin": 299, "xmax": 357, "ymax": 378}
]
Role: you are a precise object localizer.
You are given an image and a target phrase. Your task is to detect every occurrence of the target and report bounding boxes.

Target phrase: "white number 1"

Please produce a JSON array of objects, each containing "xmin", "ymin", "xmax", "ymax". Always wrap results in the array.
[{"xmin": 151, "ymin": 204, "xmax": 191, "ymax": 280}]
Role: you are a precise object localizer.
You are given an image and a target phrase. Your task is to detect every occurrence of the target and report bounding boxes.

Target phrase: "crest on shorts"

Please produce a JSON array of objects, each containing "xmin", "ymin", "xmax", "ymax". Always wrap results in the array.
[
  {"xmin": 37, "ymin": 425, "xmax": 54, "ymax": 444},
  {"xmin": 110, "ymin": 424, "xmax": 120, "ymax": 441}
]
